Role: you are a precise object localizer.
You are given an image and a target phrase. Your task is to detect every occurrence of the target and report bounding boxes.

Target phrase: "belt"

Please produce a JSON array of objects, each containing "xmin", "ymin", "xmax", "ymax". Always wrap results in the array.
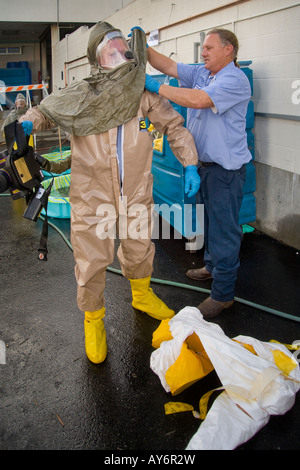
[{"xmin": 199, "ymin": 161, "xmax": 219, "ymax": 167}]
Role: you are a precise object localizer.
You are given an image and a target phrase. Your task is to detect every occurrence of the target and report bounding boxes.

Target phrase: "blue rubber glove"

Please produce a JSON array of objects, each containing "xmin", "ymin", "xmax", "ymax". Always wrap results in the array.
[
  {"xmin": 21, "ymin": 121, "xmax": 33, "ymax": 136},
  {"xmin": 145, "ymin": 74, "xmax": 161, "ymax": 94},
  {"xmin": 129, "ymin": 26, "xmax": 148, "ymax": 47},
  {"xmin": 130, "ymin": 26, "xmax": 145, "ymax": 34},
  {"xmin": 184, "ymin": 165, "xmax": 200, "ymax": 198}
]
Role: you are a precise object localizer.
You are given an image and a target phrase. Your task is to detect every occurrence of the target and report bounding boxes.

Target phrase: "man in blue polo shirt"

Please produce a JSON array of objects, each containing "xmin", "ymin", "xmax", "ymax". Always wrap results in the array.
[{"xmin": 144, "ymin": 28, "xmax": 252, "ymax": 318}]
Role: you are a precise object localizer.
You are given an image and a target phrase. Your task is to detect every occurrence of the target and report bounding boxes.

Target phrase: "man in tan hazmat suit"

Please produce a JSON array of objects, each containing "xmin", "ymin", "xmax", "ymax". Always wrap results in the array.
[
  {"xmin": 20, "ymin": 22, "xmax": 200, "ymax": 364},
  {"xmin": 2, "ymin": 93, "xmax": 28, "ymax": 130}
]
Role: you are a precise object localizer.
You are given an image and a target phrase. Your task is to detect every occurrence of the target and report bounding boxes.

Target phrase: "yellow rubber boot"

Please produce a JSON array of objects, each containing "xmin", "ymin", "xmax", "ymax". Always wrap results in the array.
[
  {"xmin": 84, "ymin": 307, "xmax": 107, "ymax": 364},
  {"xmin": 130, "ymin": 276, "xmax": 175, "ymax": 320}
]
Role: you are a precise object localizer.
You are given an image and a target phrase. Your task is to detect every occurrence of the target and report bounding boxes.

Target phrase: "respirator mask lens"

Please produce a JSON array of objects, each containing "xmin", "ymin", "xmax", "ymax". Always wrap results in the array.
[
  {"xmin": 16, "ymin": 100, "xmax": 26, "ymax": 110},
  {"xmin": 96, "ymin": 31, "xmax": 133, "ymax": 69}
]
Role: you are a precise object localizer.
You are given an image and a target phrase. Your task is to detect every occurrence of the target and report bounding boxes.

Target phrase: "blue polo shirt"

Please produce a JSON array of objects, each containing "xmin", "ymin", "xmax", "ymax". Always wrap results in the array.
[{"xmin": 177, "ymin": 61, "xmax": 252, "ymax": 170}]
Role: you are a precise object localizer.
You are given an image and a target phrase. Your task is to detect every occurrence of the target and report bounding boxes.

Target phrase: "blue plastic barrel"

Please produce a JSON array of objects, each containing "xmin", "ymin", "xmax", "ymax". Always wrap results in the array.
[
  {"xmin": 18, "ymin": 61, "xmax": 29, "ymax": 68},
  {"xmin": 6, "ymin": 62, "xmax": 18, "ymax": 68}
]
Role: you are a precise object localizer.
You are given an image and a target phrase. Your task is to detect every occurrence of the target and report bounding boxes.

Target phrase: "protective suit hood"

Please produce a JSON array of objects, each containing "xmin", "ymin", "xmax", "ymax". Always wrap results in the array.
[
  {"xmin": 87, "ymin": 22, "xmax": 124, "ymax": 68},
  {"xmin": 16, "ymin": 93, "xmax": 26, "ymax": 103},
  {"xmin": 1, "ymin": 93, "xmax": 28, "ymax": 131},
  {"xmin": 38, "ymin": 22, "xmax": 147, "ymax": 136}
]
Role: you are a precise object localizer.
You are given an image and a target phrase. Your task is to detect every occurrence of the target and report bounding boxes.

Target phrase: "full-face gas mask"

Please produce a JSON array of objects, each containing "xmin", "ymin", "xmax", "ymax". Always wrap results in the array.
[{"xmin": 95, "ymin": 31, "xmax": 134, "ymax": 70}]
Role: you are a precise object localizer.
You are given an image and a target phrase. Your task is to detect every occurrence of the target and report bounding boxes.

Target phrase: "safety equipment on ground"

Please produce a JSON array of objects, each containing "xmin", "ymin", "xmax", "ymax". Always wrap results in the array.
[
  {"xmin": 38, "ymin": 22, "xmax": 147, "ymax": 136},
  {"xmin": 84, "ymin": 307, "xmax": 107, "ymax": 363},
  {"xmin": 184, "ymin": 165, "xmax": 200, "ymax": 198},
  {"xmin": 130, "ymin": 276, "xmax": 175, "ymax": 320},
  {"xmin": 96, "ymin": 31, "xmax": 134, "ymax": 69},
  {"xmin": 21, "ymin": 120, "xmax": 33, "ymax": 136},
  {"xmin": 152, "ymin": 316, "xmax": 214, "ymax": 395},
  {"xmin": 145, "ymin": 74, "xmax": 162, "ymax": 94},
  {"xmin": 150, "ymin": 306, "xmax": 300, "ymax": 450}
]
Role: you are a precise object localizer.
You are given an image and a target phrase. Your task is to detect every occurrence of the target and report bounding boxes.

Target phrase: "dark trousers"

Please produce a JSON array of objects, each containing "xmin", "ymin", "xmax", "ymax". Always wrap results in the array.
[{"xmin": 198, "ymin": 164, "xmax": 246, "ymax": 301}]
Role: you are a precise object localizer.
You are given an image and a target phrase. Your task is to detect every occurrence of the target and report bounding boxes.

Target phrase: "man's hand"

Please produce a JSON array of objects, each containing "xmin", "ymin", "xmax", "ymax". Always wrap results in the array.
[{"xmin": 184, "ymin": 165, "xmax": 200, "ymax": 197}]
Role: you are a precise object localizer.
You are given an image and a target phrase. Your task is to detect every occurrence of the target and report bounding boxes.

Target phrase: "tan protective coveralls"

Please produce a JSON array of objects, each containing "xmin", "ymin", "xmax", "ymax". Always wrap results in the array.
[{"xmin": 20, "ymin": 91, "xmax": 198, "ymax": 311}]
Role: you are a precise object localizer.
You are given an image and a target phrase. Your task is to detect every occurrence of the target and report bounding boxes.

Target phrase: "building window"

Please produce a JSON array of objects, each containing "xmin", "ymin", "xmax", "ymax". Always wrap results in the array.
[{"xmin": 0, "ymin": 46, "xmax": 22, "ymax": 55}]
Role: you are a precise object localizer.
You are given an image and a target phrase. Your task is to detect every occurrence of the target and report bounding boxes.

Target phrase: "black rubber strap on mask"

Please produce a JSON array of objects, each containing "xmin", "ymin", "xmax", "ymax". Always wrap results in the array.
[
  {"xmin": 4, "ymin": 120, "xmax": 28, "ymax": 157},
  {"xmin": 38, "ymin": 181, "xmax": 53, "ymax": 261},
  {"xmin": 38, "ymin": 207, "xmax": 49, "ymax": 261}
]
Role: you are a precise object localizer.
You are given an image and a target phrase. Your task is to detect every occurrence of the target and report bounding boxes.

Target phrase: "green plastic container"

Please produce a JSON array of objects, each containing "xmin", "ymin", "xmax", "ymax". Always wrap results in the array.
[{"xmin": 41, "ymin": 173, "xmax": 71, "ymax": 219}]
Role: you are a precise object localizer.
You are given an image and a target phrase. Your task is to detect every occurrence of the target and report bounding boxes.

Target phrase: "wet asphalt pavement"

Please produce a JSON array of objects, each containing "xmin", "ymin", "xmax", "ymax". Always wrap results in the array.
[{"xmin": 0, "ymin": 133, "xmax": 300, "ymax": 452}]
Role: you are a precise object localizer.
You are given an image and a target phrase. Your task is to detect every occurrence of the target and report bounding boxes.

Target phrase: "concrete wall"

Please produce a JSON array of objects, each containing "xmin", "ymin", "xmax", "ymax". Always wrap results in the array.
[
  {"xmin": 51, "ymin": 25, "xmax": 91, "ymax": 90},
  {"xmin": 255, "ymin": 161, "xmax": 300, "ymax": 247}
]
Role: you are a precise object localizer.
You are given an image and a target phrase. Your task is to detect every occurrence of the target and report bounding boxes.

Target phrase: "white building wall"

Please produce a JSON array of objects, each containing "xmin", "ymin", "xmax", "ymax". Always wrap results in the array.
[
  {"xmin": 49, "ymin": 0, "xmax": 300, "ymax": 247},
  {"xmin": 52, "ymin": 26, "xmax": 91, "ymax": 90}
]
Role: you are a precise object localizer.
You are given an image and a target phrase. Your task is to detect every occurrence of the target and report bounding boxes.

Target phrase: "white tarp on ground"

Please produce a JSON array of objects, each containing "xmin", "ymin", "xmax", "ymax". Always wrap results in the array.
[{"xmin": 150, "ymin": 307, "xmax": 300, "ymax": 450}]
